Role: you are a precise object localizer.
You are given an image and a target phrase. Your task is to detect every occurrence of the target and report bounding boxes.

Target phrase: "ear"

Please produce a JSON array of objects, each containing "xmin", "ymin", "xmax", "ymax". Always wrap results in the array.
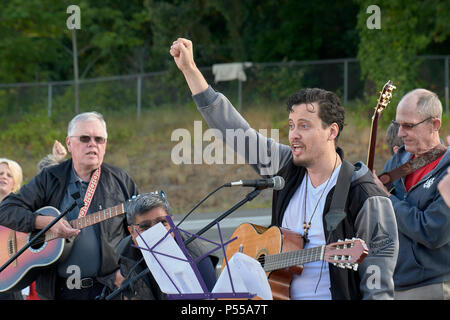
[
  {"xmin": 328, "ymin": 123, "xmax": 339, "ymax": 141},
  {"xmin": 66, "ymin": 136, "xmax": 72, "ymax": 153},
  {"xmin": 127, "ymin": 225, "xmax": 133, "ymax": 235},
  {"xmin": 431, "ymin": 118, "xmax": 441, "ymax": 132}
]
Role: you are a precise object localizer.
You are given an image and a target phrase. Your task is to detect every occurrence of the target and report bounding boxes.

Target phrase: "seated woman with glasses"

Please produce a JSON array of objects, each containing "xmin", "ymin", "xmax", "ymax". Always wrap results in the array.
[{"xmin": 116, "ymin": 191, "xmax": 217, "ymax": 300}]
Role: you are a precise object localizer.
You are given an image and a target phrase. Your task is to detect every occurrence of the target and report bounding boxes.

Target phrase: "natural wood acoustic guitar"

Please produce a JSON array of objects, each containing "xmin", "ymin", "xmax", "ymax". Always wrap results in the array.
[
  {"xmin": 0, "ymin": 193, "xmax": 152, "ymax": 293},
  {"xmin": 222, "ymin": 223, "xmax": 368, "ymax": 300}
]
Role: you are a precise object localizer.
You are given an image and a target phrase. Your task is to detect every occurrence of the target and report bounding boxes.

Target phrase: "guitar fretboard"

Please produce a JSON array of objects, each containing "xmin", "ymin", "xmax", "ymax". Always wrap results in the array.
[
  {"xmin": 262, "ymin": 245, "xmax": 325, "ymax": 272},
  {"xmin": 44, "ymin": 204, "xmax": 125, "ymax": 242}
]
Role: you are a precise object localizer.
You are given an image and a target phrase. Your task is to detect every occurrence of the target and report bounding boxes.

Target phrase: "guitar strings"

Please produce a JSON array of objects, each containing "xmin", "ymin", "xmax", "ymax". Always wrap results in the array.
[
  {"xmin": 21, "ymin": 205, "xmax": 123, "ymax": 248},
  {"xmin": 258, "ymin": 246, "xmax": 323, "ymax": 271}
]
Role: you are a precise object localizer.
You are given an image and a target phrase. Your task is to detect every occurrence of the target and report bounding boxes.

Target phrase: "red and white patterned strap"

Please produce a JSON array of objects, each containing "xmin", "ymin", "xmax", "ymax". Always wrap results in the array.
[{"xmin": 77, "ymin": 167, "xmax": 101, "ymax": 218}]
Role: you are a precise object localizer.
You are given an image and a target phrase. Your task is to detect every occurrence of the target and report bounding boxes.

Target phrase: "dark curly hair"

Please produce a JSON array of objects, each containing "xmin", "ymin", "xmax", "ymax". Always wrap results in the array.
[{"xmin": 287, "ymin": 88, "xmax": 345, "ymax": 143}]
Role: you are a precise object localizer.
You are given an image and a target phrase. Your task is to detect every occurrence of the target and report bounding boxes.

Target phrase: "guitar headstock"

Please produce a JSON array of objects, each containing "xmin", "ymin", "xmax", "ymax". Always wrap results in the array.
[
  {"xmin": 375, "ymin": 80, "xmax": 396, "ymax": 113},
  {"xmin": 323, "ymin": 238, "xmax": 368, "ymax": 271}
]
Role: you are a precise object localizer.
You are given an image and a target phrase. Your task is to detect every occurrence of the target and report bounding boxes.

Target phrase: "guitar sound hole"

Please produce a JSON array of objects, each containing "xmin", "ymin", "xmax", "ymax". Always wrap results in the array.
[
  {"xmin": 257, "ymin": 254, "xmax": 266, "ymax": 268},
  {"xmin": 29, "ymin": 232, "xmax": 46, "ymax": 250}
]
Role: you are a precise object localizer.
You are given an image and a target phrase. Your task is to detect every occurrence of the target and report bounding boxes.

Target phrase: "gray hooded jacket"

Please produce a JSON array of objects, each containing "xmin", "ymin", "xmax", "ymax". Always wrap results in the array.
[{"xmin": 191, "ymin": 86, "xmax": 399, "ymax": 299}]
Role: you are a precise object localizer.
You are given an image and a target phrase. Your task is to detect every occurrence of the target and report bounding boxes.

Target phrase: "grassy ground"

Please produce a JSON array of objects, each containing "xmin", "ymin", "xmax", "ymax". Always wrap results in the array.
[{"xmin": 2, "ymin": 100, "xmax": 449, "ymax": 215}]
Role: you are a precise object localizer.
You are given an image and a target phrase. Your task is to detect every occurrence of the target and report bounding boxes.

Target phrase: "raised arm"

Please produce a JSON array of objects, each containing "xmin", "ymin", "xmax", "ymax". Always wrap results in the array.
[
  {"xmin": 170, "ymin": 38, "xmax": 292, "ymax": 177},
  {"xmin": 170, "ymin": 38, "xmax": 208, "ymax": 95}
]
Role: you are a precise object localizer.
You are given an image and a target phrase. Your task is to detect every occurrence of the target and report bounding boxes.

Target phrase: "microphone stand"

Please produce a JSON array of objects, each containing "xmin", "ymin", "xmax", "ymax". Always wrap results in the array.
[
  {"xmin": 184, "ymin": 187, "xmax": 261, "ymax": 246},
  {"xmin": 103, "ymin": 267, "xmax": 150, "ymax": 300},
  {"xmin": 0, "ymin": 193, "xmax": 83, "ymax": 274}
]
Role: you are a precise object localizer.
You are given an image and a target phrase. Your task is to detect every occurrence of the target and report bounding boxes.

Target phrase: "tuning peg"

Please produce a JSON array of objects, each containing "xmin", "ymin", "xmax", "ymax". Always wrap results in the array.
[
  {"xmin": 345, "ymin": 263, "xmax": 353, "ymax": 269},
  {"xmin": 353, "ymin": 264, "xmax": 359, "ymax": 271}
]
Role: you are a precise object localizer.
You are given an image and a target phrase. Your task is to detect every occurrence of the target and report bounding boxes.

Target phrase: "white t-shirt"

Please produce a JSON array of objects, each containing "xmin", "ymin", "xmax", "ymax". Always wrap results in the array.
[{"xmin": 282, "ymin": 164, "xmax": 341, "ymax": 300}]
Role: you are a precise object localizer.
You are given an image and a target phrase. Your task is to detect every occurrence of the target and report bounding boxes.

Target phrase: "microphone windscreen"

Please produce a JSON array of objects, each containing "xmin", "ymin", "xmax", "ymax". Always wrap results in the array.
[{"xmin": 272, "ymin": 176, "xmax": 285, "ymax": 190}]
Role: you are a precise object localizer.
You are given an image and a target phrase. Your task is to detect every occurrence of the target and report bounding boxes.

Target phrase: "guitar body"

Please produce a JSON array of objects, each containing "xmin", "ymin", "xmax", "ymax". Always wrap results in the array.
[
  {"xmin": 223, "ymin": 223, "xmax": 304, "ymax": 300},
  {"xmin": 0, "ymin": 207, "xmax": 71, "ymax": 292}
]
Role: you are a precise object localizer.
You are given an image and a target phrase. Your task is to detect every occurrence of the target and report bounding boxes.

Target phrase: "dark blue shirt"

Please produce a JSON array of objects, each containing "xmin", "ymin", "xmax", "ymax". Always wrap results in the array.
[{"xmin": 57, "ymin": 167, "xmax": 101, "ymax": 278}]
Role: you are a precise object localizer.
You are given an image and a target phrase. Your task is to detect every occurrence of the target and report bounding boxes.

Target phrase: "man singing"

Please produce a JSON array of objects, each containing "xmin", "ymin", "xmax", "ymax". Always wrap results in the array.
[{"xmin": 169, "ymin": 38, "xmax": 398, "ymax": 300}]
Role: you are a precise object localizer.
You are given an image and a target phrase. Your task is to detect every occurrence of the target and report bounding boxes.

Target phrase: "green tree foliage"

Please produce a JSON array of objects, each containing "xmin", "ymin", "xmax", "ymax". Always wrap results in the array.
[
  {"xmin": 0, "ymin": 0, "xmax": 153, "ymax": 83},
  {"xmin": 241, "ymin": 0, "xmax": 360, "ymax": 62},
  {"xmin": 0, "ymin": 0, "xmax": 363, "ymax": 84},
  {"xmin": 0, "ymin": 0, "xmax": 68, "ymax": 82},
  {"xmin": 355, "ymin": 0, "xmax": 449, "ymax": 123},
  {"xmin": 0, "ymin": 0, "xmax": 447, "ymax": 112}
]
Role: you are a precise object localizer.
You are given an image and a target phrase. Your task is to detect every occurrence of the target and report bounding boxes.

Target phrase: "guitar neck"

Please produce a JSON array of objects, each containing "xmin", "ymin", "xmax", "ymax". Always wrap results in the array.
[
  {"xmin": 262, "ymin": 245, "xmax": 325, "ymax": 272},
  {"xmin": 366, "ymin": 110, "xmax": 380, "ymax": 171},
  {"xmin": 44, "ymin": 204, "xmax": 125, "ymax": 242}
]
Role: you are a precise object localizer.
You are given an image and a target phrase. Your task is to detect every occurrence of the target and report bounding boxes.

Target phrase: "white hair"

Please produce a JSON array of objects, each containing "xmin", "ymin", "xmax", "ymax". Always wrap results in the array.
[
  {"xmin": 401, "ymin": 89, "xmax": 442, "ymax": 120},
  {"xmin": 67, "ymin": 111, "xmax": 108, "ymax": 138}
]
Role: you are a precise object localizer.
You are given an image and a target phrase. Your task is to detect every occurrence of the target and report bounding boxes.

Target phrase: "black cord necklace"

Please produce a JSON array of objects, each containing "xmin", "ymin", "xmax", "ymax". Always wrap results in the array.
[{"xmin": 302, "ymin": 153, "xmax": 338, "ymax": 244}]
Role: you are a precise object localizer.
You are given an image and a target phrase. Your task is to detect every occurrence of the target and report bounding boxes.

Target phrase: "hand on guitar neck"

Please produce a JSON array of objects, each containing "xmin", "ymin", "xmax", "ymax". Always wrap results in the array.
[
  {"xmin": 34, "ymin": 215, "xmax": 80, "ymax": 239},
  {"xmin": 371, "ymin": 169, "xmax": 391, "ymax": 197}
]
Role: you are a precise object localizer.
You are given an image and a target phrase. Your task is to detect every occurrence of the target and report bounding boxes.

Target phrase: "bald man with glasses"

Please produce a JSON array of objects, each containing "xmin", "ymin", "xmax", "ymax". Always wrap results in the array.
[
  {"xmin": 0, "ymin": 111, "xmax": 139, "ymax": 300},
  {"xmin": 372, "ymin": 89, "xmax": 450, "ymax": 300}
]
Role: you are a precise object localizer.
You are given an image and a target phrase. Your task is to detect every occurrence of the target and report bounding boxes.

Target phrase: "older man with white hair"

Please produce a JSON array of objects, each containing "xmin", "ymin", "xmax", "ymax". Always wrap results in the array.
[
  {"xmin": 0, "ymin": 111, "xmax": 139, "ymax": 300},
  {"xmin": 373, "ymin": 89, "xmax": 450, "ymax": 300}
]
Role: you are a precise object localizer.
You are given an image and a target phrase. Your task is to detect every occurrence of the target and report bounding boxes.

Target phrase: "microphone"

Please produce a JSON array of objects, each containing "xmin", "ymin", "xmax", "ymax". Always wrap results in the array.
[{"xmin": 225, "ymin": 176, "xmax": 285, "ymax": 190}]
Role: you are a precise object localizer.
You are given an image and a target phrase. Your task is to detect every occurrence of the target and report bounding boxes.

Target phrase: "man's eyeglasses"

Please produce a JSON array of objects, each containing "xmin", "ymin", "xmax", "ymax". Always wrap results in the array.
[
  {"xmin": 70, "ymin": 135, "xmax": 107, "ymax": 144},
  {"xmin": 391, "ymin": 117, "xmax": 433, "ymax": 130},
  {"xmin": 131, "ymin": 217, "xmax": 169, "ymax": 232}
]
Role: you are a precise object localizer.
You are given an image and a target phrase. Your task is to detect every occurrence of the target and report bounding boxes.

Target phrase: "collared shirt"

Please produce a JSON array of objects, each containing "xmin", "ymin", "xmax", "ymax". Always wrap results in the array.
[
  {"xmin": 57, "ymin": 167, "xmax": 101, "ymax": 278},
  {"xmin": 405, "ymin": 153, "xmax": 445, "ymax": 192}
]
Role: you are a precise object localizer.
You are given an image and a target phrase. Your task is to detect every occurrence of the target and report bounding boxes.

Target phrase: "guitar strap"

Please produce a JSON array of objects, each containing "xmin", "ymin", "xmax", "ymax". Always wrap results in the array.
[
  {"xmin": 378, "ymin": 144, "xmax": 446, "ymax": 186},
  {"xmin": 324, "ymin": 159, "xmax": 354, "ymax": 233},
  {"xmin": 77, "ymin": 167, "xmax": 101, "ymax": 218}
]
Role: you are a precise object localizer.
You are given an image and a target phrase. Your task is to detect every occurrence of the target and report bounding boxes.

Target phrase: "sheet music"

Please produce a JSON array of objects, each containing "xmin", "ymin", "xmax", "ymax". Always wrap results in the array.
[
  {"xmin": 213, "ymin": 252, "xmax": 273, "ymax": 300},
  {"xmin": 136, "ymin": 222, "xmax": 204, "ymax": 294},
  {"xmin": 137, "ymin": 222, "xmax": 272, "ymax": 299}
]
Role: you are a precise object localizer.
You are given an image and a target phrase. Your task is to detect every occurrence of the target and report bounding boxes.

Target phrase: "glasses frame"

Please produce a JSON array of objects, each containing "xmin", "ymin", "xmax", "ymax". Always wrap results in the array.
[
  {"xmin": 70, "ymin": 135, "xmax": 107, "ymax": 144},
  {"xmin": 131, "ymin": 223, "xmax": 164, "ymax": 233},
  {"xmin": 391, "ymin": 117, "xmax": 433, "ymax": 130}
]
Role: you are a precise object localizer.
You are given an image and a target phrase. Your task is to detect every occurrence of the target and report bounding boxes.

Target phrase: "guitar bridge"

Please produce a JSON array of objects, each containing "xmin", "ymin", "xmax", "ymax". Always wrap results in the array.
[{"xmin": 7, "ymin": 230, "xmax": 17, "ymax": 267}]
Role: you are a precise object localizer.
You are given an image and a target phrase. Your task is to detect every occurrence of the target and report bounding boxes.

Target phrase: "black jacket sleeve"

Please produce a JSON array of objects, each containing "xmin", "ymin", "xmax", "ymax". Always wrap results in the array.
[{"xmin": 0, "ymin": 172, "xmax": 51, "ymax": 233}]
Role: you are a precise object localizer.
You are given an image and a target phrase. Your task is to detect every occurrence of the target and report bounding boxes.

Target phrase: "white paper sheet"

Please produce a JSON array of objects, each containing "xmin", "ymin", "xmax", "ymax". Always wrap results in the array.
[
  {"xmin": 136, "ymin": 222, "xmax": 204, "ymax": 294},
  {"xmin": 136, "ymin": 223, "xmax": 272, "ymax": 299},
  {"xmin": 212, "ymin": 252, "xmax": 273, "ymax": 300}
]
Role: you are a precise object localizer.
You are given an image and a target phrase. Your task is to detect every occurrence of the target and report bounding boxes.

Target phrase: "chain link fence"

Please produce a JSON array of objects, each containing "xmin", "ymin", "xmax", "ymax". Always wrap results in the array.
[
  {"xmin": 0, "ymin": 55, "xmax": 448, "ymax": 124},
  {"xmin": 0, "ymin": 55, "xmax": 448, "ymax": 213}
]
